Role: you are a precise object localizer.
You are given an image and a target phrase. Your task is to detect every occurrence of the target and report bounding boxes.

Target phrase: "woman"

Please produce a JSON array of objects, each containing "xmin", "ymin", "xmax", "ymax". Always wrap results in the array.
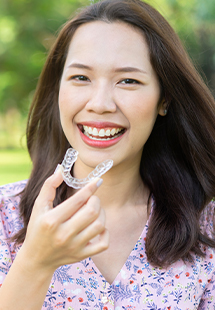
[{"xmin": 0, "ymin": 0, "xmax": 215, "ymax": 309}]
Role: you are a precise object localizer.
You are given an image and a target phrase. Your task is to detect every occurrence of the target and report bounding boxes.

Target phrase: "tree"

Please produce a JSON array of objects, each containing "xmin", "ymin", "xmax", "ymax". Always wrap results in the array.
[
  {"xmin": 0, "ymin": 0, "xmax": 90, "ymax": 114},
  {"xmin": 0, "ymin": 0, "xmax": 214, "ymax": 116}
]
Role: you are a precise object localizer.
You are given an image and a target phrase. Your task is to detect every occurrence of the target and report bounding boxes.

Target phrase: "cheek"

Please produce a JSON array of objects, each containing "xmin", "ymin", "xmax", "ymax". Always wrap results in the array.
[
  {"xmin": 58, "ymin": 86, "xmax": 68, "ymax": 115},
  {"xmin": 58, "ymin": 89, "xmax": 73, "ymax": 136},
  {"xmin": 58, "ymin": 87, "xmax": 77, "ymax": 120},
  {"xmin": 58, "ymin": 85, "xmax": 90, "ymax": 116},
  {"xmin": 122, "ymin": 93, "xmax": 159, "ymax": 126}
]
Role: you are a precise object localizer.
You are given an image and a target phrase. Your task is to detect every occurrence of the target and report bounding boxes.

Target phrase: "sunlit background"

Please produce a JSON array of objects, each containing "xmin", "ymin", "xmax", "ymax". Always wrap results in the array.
[{"xmin": 0, "ymin": 0, "xmax": 215, "ymax": 185}]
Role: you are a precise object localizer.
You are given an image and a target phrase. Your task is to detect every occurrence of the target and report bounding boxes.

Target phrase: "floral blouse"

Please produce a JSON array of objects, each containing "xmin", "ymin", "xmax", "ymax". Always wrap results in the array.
[{"xmin": 0, "ymin": 181, "xmax": 215, "ymax": 310}]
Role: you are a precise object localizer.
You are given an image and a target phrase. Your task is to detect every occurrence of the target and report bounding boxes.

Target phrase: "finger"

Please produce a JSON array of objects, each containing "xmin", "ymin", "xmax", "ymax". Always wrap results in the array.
[
  {"xmin": 62, "ymin": 195, "xmax": 101, "ymax": 237},
  {"xmin": 34, "ymin": 165, "xmax": 64, "ymax": 210},
  {"xmin": 52, "ymin": 198, "xmax": 104, "ymax": 252},
  {"xmin": 74, "ymin": 207, "xmax": 106, "ymax": 246},
  {"xmin": 50, "ymin": 177, "xmax": 103, "ymax": 223},
  {"xmin": 81, "ymin": 228, "xmax": 109, "ymax": 258}
]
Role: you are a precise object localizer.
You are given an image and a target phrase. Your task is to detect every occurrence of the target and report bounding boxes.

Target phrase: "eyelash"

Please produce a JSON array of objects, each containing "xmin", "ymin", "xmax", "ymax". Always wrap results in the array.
[
  {"xmin": 70, "ymin": 75, "xmax": 90, "ymax": 81},
  {"xmin": 120, "ymin": 78, "xmax": 140, "ymax": 85},
  {"xmin": 69, "ymin": 76, "xmax": 140, "ymax": 85}
]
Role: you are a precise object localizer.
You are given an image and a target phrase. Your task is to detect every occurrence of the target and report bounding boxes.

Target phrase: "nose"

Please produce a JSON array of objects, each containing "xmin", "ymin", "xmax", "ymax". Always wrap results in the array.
[{"xmin": 85, "ymin": 81, "xmax": 117, "ymax": 114}]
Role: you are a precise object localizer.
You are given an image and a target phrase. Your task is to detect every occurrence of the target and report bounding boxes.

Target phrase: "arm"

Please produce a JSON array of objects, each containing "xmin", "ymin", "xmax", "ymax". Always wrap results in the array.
[
  {"xmin": 0, "ymin": 168, "xmax": 109, "ymax": 310},
  {"xmin": 0, "ymin": 254, "xmax": 54, "ymax": 310}
]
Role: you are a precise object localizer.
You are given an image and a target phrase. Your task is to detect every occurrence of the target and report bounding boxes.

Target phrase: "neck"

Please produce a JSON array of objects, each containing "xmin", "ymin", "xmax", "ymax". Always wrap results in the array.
[{"xmin": 70, "ymin": 158, "xmax": 149, "ymax": 211}]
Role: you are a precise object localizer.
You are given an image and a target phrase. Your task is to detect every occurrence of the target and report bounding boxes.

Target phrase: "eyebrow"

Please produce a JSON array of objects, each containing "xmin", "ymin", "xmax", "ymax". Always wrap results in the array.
[
  {"xmin": 67, "ymin": 63, "xmax": 148, "ymax": 75},
  {"xmin": 114, "ymin": 67, "xmax": 148, "ymax": 75},
  {"xmin": 68, "ymin": 63, "xmax": 92, "ymax": 70}
]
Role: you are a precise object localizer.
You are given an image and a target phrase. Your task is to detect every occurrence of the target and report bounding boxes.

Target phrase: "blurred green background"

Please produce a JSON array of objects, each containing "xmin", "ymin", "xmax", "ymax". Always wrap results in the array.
[{"xmin": 0, "ymin": 0, "xmax": 215, "ymax": 185}]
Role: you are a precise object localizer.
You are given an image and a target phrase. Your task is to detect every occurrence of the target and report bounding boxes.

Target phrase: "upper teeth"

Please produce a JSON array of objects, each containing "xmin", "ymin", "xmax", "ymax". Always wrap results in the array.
[{"xmin": 83, "ymin": 126, "xmax": 123, "ymax": 137}]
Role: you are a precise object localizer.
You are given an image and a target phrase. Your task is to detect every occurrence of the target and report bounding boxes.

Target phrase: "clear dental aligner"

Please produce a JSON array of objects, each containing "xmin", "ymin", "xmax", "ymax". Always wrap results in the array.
[{"xmin": 61, "ymin": 148, "xmax": 113, "ymax": 189}]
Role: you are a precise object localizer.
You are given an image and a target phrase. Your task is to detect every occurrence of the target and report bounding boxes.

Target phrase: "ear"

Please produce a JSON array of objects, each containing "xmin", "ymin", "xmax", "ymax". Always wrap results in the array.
[{"xmin": 158, "ymin": 99, "xmax": 168, "ymax": 116}]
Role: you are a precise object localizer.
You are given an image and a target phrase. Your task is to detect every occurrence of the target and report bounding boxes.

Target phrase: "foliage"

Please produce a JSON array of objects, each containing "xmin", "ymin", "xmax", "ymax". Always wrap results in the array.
[
  {"xmin": 0, "ymin": 0, "xmax": 214, "ymax": 116},
  {"xmin": 153, "ymin": 0, "xmax": 215, "ymax": 92},
  {"xmin": 0, "ymin": 0, "xmax": 90, "ymax": 114}
]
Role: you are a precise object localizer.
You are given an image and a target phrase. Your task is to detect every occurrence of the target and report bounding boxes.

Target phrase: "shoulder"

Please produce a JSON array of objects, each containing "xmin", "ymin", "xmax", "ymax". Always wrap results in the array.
[
  {"xmin": 0, "ymin": 180, "xmax": 27, "ymax": 238},
  {"xmin": 0, "ymin": 180, "xmax": 28, "ymax": 199},
  {"xmin": 0, "ymin": 181, "xmax": 27, "ymax": 276},
  {"xmin": 0, "ymin": 179, "xmax": 27, "ymax": 214},
  {"xmin": 199, "ymin": 199, "xmax": 215, "ymax": 239}
]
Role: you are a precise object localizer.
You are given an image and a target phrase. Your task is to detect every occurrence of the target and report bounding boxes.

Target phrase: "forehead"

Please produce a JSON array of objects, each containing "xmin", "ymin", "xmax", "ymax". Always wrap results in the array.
[{"xmin": 64, "ymin": 21, "xmax": 152, "ymax": 71}]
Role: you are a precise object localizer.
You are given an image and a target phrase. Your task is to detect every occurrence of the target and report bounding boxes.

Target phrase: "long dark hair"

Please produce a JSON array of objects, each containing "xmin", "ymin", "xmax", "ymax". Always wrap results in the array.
[{"xmin": 13, "ymin": 0, "xmax": 215, "ymax": 267}]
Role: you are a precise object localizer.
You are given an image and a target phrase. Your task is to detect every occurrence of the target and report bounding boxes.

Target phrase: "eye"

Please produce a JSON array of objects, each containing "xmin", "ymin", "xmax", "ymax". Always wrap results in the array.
[
  {"xmin": 120, "ymin": 78, "xmax": 140, "ymax": 84},
  {"xmin": 70, "ymin": 75, "xmax": 90, "ymax": 82}
]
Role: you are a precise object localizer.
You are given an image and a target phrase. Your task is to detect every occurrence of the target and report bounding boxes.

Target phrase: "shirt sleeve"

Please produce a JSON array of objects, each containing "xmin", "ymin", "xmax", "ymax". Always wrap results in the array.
[
  {"xmin": 0, "ymin": 182, "xmax": 25, "ymax": 288},
  {"xmin": 200, "ymin": 199, "xmax": 215, "ymax": 239},
  {"xmin": 0, "ymin": 193, "xmax": 13, "ymax": 287},
  {"xmin": 198, "ymin": 199, "xmax": 215, "ymax": 309}
]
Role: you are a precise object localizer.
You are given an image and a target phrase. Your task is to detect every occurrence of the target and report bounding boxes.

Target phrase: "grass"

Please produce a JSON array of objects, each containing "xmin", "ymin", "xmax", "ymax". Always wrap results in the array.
[
  {"xmin": 0, "ymin": 111, "xmax": 32, "ymax": 186},
  {"xmin": 0, "ymin": 148, "xmax": 32, "ymax": 186}
]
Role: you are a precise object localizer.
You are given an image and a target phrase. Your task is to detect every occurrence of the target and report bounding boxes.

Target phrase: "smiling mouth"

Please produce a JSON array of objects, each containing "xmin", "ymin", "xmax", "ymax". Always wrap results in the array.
[{"xmin": 78, "ymin": 125, "xmax": 126, "ymax": 141}]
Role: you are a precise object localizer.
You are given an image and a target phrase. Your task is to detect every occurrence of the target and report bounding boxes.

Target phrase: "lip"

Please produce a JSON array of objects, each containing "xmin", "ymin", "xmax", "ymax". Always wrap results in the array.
[
  {"xmin": 79, "ymin": 121, "xmax": 123, "ymax": 129},
  {"xmin": 77, "ymin": 123, "xmax": 126, "ymax": 148}
]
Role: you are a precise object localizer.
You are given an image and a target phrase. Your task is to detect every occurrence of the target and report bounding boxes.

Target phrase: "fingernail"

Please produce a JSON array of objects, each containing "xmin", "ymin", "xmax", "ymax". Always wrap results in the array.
[
  {"xmin": 54, "ymin": 164, "xmax": 61, "ymax": 175},
  {"xmin": 96, "ymin": 178, "xmax": 103, "ymax": 188}
]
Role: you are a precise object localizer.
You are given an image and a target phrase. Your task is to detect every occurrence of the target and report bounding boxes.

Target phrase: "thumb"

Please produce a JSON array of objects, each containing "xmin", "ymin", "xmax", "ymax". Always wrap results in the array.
[{"xmin": 35, "ymin": 164, "xmax": 64, "ymax": 211}]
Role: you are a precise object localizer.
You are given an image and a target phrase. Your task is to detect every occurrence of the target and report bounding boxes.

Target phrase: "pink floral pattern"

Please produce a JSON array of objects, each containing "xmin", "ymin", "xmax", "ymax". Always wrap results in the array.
[{"xmin": 0, "ymin": 181, "xmax": 215, "ymax": 310}]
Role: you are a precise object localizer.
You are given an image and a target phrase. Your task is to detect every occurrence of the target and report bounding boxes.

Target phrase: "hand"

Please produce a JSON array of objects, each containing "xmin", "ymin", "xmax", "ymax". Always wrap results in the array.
[{"xmin": 19, "ymin": 166, "xmax": 109, "ymax": 273}]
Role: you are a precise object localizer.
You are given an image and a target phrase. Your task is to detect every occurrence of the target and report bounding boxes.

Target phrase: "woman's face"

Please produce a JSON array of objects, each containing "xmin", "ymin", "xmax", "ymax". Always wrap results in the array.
[{"xmin": 59, "ymin": 21, "xmax": 164, "ymax": 171}]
